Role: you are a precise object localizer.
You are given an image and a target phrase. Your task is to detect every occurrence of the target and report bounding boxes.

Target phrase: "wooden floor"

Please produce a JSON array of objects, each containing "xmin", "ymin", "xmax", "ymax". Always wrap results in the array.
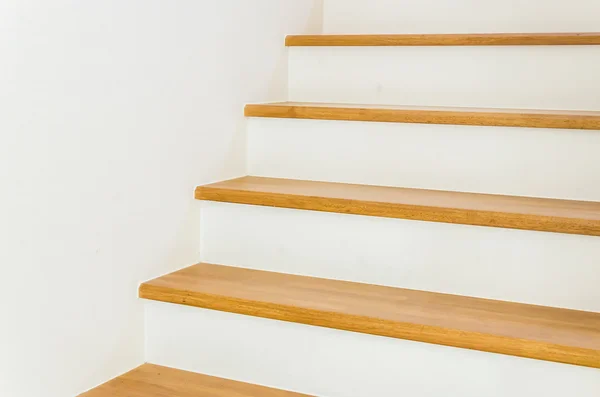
[
  {"xmin": 140, "ymin": 263, "xmax": 600, "ymax": 368},
  {"xmin": 285, "ymin": 32, "xmax": 600, "ymax": 46},
  {"xmin": 195, "ymin": 176, "xmax": 600, "ymax": 236},
  {"xmin": 244, "ymin": 102, "xmax": 600, "ymax": 130},
  {"xmin": 79, "ymin": 364, "xmax": 312, "ymax": 397}
]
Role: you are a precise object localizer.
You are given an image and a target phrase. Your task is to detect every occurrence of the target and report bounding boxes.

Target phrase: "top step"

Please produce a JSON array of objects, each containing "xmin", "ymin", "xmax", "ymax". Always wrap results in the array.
[
  {"xmin": 286, "ymin": 33, "xmax": 600, "ymax": 46},
  {"xmin": 245, "ymin": 102, "xmax": 600, "ymax": 130}
]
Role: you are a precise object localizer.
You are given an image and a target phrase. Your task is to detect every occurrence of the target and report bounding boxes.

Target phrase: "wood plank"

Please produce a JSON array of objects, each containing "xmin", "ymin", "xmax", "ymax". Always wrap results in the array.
[
  {"xmin": 244, "ymin": 102, "xmax": 600, "ymax": 130},
  {"xmin": 195, "ymin": 176, "xmax": 600, "ymax": 236},
  {"xmin": 79, "ymin": 363, "xmax": 312, "ymax": 397},
  {"xmin": 140, "ymin": 263, "xmax": 600, "ymax": 368},
  {"xmin": 286, "ymin": 32, "xmax": 600, "ymax": 46}
]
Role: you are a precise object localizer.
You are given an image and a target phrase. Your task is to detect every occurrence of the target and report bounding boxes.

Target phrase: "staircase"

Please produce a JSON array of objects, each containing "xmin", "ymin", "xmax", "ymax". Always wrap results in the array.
[{"xmin": 80, "ymin": 14, "xmax": 600, "ymax": 397}]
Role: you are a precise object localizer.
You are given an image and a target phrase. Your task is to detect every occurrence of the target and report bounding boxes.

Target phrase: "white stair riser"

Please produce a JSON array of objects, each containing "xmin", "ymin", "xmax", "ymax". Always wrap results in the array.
[
  {"xmin": 248, "ymin": 118, "xmax": 600, "ymax": 201},
  {"xmin": 145, "ymin": 301, "xmax": 600, "ymax": 397},
  {"xmin": 200, "ymin": 201, "xmax": 600, "ymax": 312},
  {"xmin": 323, "ymin": 0, "xmax": 600, "ymax": 34},
  {"xmin": 289, "ymin": 46, "xmax": 600, "ymax": 110}
]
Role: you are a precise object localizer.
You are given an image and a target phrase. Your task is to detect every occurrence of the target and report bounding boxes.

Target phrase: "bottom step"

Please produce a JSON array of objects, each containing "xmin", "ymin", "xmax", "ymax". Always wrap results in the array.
[
  {"xmin": 140, "ymin": 263, "xmax": 600, "ymax": 368},
  {"xmin": 79, "ymin": 364, "xmax": 311, "ymax": 397},
  {"xmin": 145, "ymin": 301, "xmax": 600, "ymax": 397}
]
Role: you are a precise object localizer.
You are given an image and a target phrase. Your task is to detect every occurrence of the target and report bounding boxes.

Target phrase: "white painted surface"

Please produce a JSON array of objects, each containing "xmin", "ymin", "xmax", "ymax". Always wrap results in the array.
[
  {"xmin": 288, "ymin": 46, "xmax": 600, "ymax": 109},
  {"xmin": 323, "ymin": 0, "xmax": 600, "ymax": 34},
  {"xmin": 200, "ymin": 201, "xmax": 600, "ymax": 312},
  {"xmin": 145, "ymin": 301, "xmax": 600, "ymax": 397},
  {"xmin": 0, "ymin": 1, "xmax": 322, "ymax": 396},
  {"xmin": 248, "ymin": 117, "xmax": 600, "ymax": 201}
]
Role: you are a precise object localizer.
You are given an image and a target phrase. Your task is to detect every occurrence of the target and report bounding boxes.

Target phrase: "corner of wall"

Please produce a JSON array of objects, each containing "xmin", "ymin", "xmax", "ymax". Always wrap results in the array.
[
  {"xmin": 285, "ymin": 0, "xmax": 325, "ymax": 102},
  {"xmin": 311, "ymin": 0, "xmax": 326, "ymax": 34}
]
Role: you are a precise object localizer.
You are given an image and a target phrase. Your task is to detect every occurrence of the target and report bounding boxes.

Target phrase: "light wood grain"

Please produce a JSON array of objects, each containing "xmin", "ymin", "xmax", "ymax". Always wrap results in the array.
[
  {"xmin": 286, "ymin": 32, "xmax": 600, "ymax": 46},
  {"xmin": 140, "ymin": 263, "xmax": 600, "ymax": 368},
  {"xmin": 244, "ymin": 102, "xmax": 600, "ymax": 130},
  {"xmin": 195, "ymin": 176, "xmax": 600, "ymax": 236},
  {"xmin": 79, "ymin": 363, "xmax": 312, "ymax": 397}
]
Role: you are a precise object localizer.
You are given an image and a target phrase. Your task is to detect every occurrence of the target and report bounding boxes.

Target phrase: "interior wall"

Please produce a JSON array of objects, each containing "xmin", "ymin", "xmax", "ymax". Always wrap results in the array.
[
  {"xmin": 323, "ymin": 0, "xmax": 600, "ymax": 33},
  {"xmin": 0, "ymin": 1, "xmax": 322, "ymax": 396}
]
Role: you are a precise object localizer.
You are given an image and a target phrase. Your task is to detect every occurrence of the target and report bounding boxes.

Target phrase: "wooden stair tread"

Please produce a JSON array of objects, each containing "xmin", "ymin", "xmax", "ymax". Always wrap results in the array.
[
  {"xmin": 286, "ymin": 32, "xmax": 600, "ymax": 46},
  {"xmin": 79, "ymin": 364, "xmax": 311, "ymax": 397},
  {"xmin": 195, "ymin": 176, "xmax": 600, "ymax": 236},
  {"xmin": 244, "ymin": 102, "xmax": 600, "ymax": 130},
  {"xmin": 140, "ymin": 263, "xmax": 600, "ymax": 368}
]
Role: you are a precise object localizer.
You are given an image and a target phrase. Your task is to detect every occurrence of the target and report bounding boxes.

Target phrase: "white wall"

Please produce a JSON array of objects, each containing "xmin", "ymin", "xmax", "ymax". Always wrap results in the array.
[
  {"xmin": 324, "ymin": 0, "xmax": 600, "ymax": 33},
  {"xmin": 0, "ymin": 1, "xmax": 322, "ymax": 396}
]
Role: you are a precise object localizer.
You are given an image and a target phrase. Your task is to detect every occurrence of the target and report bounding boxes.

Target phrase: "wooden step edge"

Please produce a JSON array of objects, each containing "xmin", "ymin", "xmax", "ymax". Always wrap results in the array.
[
  {"xmin": 286, "ymin": 33, "xmax": 600, "ymax": 46},
  {"xmin": 79, "ymin": 363, "xmax": 313, "ymax": 397},
  {"xmin": 194, "ymin": 177, "xmax": 600, "ymax": 237},
  {"xmin": 139, "ymin": 264, "xmax": 600, "ymax": 369},
  {"xmin": 244, "ymin": 103, "xmax": 600, "ymax": 130}
]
